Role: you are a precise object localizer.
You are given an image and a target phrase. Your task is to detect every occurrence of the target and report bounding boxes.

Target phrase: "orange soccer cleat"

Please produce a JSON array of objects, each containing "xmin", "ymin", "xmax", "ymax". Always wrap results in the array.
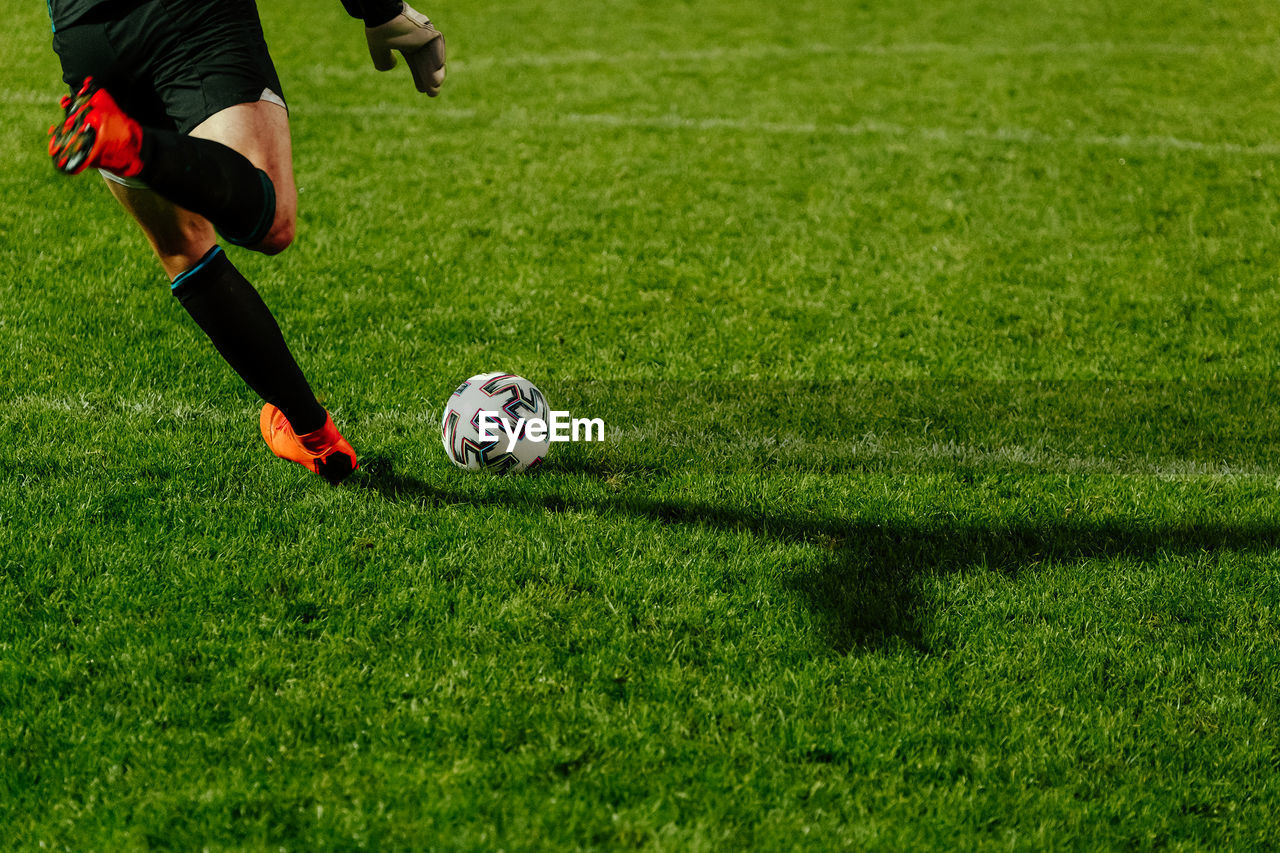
[
  {"xmin": 259, "ymin": 404, "xmax": 359, "ymax": 485},
  {"xmin": 48, "ymin": 78, "xmax": 145, "ymax": 177}
]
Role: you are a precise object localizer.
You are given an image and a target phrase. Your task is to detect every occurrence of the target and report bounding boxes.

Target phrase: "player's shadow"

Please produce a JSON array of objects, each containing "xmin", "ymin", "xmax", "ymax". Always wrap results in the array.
[{"xmin": 354, "ymin": 458, "xmax": 1280, "ymax": 653}]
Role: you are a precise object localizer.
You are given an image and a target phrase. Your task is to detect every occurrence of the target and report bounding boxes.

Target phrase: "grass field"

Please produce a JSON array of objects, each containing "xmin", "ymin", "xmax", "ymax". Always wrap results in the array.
[{"xmin": 5, "ymin": 0, "xmax": 1280, "ymax": 848}]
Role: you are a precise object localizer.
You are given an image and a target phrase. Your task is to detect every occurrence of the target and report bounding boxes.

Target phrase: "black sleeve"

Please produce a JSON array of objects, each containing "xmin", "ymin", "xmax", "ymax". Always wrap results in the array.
[{"xmin": 341, "ymin": 0, "xmax": 404, "ymax": 27}]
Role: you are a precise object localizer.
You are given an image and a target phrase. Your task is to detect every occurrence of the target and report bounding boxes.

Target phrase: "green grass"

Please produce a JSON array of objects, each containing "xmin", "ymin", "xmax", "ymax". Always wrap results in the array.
[{"xmin": 4, "ymin": 0, "xmax": 1280, "ymax": 848}]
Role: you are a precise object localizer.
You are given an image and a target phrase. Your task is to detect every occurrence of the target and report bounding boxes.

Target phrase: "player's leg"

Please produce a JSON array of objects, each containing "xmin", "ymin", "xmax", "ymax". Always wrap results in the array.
[
  {"xmin": 104, "ymin": 177, "xmax": 356, "ymax": 483},
  {"xmin": 189, "ymin": 99, "xmax": 297, "ymax": 257},
  {"xmin": 48, "ymin": 0, "xmax": 296, "ymax": 256},
  {"xmin": 83, "ymin": 97, "xmax": 296, "ymax": 276},
  {"xmin": 98, "ymin": 102, "xmax": 300, "ymax": 398},
  {"xmin": 99, "ymin": 109, "xmax": 315, "ymax": 425},
  {"xmin": 102, "ymin": 172, "xmax": 215, "ymax": 277},
  {"xmin": 50, "ymin": 83, "xmax": 291, "ymax": 256},
  {"xmin": 48, "ymin": 0, "xmax": 356, "ymax": 482}
]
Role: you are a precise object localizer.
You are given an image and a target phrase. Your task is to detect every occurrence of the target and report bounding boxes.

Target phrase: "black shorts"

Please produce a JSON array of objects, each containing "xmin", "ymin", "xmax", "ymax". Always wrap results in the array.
[{"xmin": 52, "ymin": 0, "xmax": 286, "ymax": 135}]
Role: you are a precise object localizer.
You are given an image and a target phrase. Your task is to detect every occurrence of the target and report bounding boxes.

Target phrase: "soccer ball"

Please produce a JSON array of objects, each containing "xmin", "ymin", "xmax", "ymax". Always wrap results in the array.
[{"xmin": 440, "ymin": 372, "xmax": 551, "ymax": 473}]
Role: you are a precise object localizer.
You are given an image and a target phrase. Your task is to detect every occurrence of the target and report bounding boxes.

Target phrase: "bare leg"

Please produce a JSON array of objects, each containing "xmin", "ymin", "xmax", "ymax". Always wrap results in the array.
[
  {"xmin": 106, "ymin": 183, "xmax": 215, "ymax": 279},
  {"xmin": 107, "ymin": 99, "xmax": 296, "ymax": 277},
  {"xmin": 189, "ymin": 100, "xmax": 297, "ymax": 255}
]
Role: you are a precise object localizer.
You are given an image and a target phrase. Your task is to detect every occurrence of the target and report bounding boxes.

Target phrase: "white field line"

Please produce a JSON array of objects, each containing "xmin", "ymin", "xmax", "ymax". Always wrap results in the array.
[
  {"xmin": 8, "ymin": 86, "xmax": 1271, "ymax": 157},
  {"xmin": 348, "ymin": 40, "xmax": 1272, "ymax": 73},
  {"xmin": 7, "ymin": 41, "xmax": 1240, "ymax": 106},
  {"xmin": 6, "ymin": 36, "xmax": 1278, "ymax": 158},
  {"xmin": 8, "ymin": 38, "xmax": 1252, "ymax": 107},
  {"xmin": 1, "ymin": 89, "xmax": 53, "ymax": 105},
  {"xmin": 9, "ymin": 40, "xmax": 1272, "ymax": 101},
  {"xmin": 283, "ymin": 39, "xmax": 1275, "ymax": 82},
  {"xmin": 9, "ymin": 395, "xmax": 1280, "ymax": 484}
]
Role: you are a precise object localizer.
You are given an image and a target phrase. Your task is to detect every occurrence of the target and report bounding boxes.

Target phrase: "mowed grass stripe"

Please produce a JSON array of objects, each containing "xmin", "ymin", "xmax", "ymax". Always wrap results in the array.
[{"xmin": 7, "ymin": 395, "xmax": 1280, "ymax": 484}]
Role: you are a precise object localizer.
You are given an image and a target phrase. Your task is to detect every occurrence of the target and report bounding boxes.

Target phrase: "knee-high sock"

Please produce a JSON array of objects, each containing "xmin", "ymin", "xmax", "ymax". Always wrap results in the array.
[
  {"xmin": 171, "ymin": 246, "xmax": 326, "ymax": 434},
  {"xmin": 137, "ymin": 130, "xmax": 276, "ymax": 247}
]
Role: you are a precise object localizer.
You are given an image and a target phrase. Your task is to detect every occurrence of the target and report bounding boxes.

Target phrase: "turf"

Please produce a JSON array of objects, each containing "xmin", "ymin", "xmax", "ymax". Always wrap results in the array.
[{"xmin": 3, "ymin": 0, "xmax": 1280, "ymax": 848}]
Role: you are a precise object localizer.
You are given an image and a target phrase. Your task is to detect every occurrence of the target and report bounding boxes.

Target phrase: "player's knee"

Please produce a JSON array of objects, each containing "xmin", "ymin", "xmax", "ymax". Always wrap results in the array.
[
  {"xmin": 254, "ymin": 217, "xmax": 295, "ymax": 255},
  {"xmin": 217, "ymin": 168, "xmax": 287, "ymax": 251}
]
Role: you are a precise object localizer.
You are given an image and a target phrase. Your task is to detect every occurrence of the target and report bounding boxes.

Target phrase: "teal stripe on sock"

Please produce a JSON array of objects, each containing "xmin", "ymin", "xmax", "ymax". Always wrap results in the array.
[{"xmin": 171, "ymin": 245, "xmax": 225, "ymax": 290}]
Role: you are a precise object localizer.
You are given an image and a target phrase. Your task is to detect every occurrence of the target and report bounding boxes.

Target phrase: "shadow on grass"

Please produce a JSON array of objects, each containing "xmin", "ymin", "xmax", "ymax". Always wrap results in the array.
[{"xmin": 354, "ymin": 456, "xmax": 1280, "ymax": 653}]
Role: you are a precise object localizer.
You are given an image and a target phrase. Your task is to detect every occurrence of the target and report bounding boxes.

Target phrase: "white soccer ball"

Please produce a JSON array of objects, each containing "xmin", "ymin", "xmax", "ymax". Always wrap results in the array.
[{"xmin": 440, "ymin": 372, "xmax": 551, "ymax": 473}]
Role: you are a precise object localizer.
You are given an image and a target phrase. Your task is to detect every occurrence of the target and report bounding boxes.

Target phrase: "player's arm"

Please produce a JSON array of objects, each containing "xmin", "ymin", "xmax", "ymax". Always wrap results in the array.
[{"xmin": 340, "ymin": 0, "xmax": 446, "ymax": 96}]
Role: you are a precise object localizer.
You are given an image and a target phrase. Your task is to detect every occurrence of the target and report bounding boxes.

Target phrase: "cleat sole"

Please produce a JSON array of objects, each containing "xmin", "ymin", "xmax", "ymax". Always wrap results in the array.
[{"xmin": 49, "ymin": 119, "xmax": 97, "ymax": 175}]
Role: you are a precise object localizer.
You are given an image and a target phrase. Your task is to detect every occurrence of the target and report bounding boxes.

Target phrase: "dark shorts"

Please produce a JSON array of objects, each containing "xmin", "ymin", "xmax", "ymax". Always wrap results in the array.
[{"xmin": 52, "ymin": 0, "xmax": 286, "ymax": 135}]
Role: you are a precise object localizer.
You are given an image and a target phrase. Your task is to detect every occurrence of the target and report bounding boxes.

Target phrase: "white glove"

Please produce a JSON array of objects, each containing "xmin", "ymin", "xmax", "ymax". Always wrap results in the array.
[{"xmin": 364, "ymin": 3, "xmax": 446, "ymax": 96}]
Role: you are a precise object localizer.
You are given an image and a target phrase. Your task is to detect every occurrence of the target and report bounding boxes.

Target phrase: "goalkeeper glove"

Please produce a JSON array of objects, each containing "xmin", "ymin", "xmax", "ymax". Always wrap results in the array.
[{"xmin": 364, "ymin": 3, "xmax": 446, "ymax": 96}]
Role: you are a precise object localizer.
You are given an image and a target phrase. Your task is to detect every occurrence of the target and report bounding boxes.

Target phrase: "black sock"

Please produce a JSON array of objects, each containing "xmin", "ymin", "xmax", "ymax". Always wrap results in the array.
[
  {"xmin": 171, "ymin": 246, "xmax": 327, "ymax": 434},
  {"xmin": 137, "ymin": 130, "xmax": 276, "ymax": 247}
]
